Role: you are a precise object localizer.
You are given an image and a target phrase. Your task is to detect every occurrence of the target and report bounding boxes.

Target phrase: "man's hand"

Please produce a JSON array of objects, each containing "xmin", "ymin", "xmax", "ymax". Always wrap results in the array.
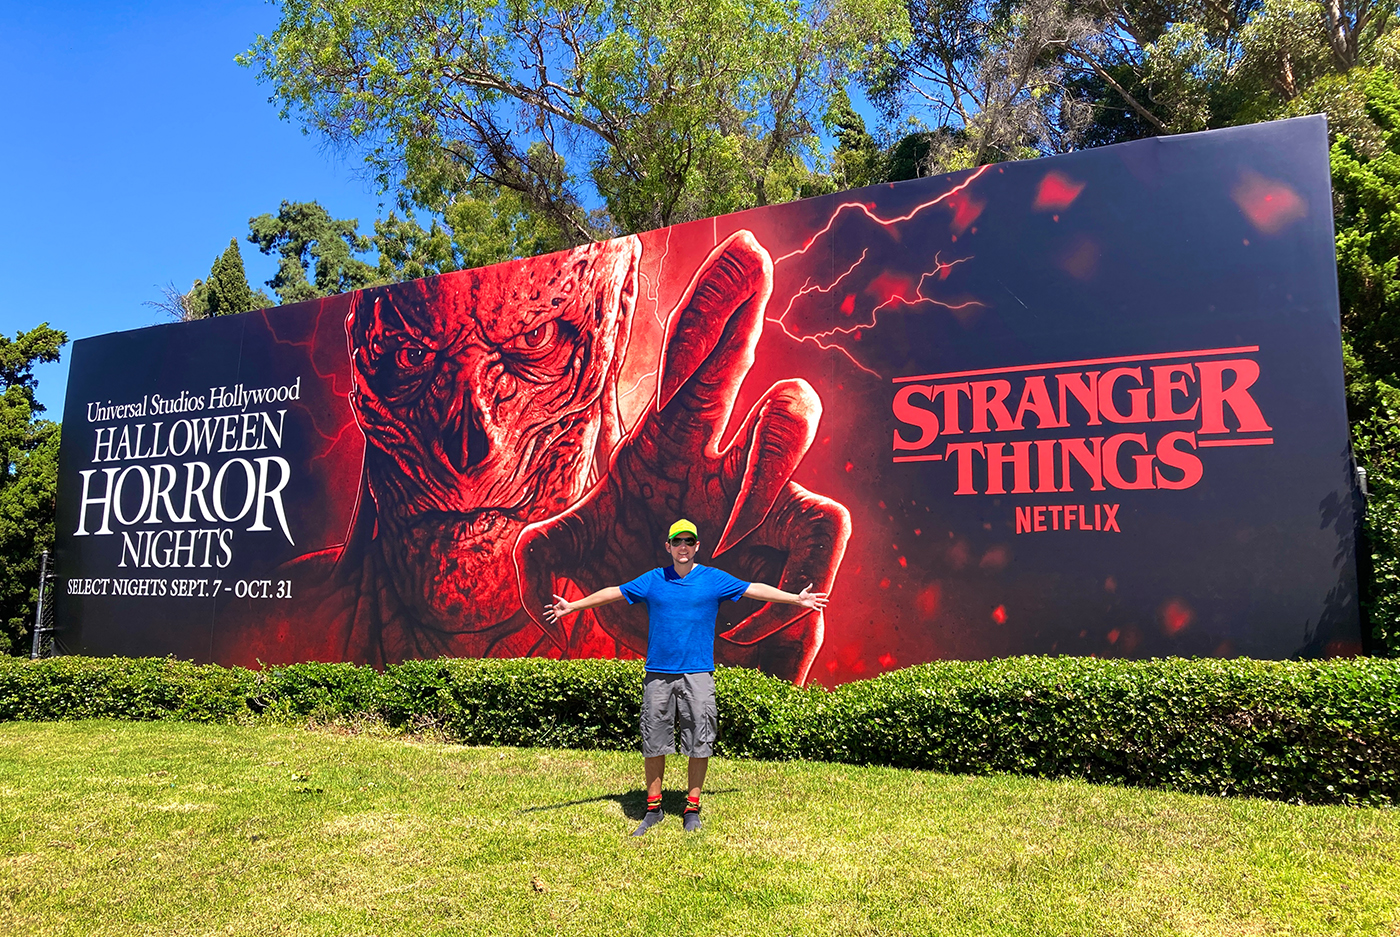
[
  {"xmin": 514, "ymin": 231, "xmax": 851, "ymax": 684},
  {"xmin": 795, "ymin": 585, "xmax": 829, "ymax": 611},
  {"xmin": 543, "ymin": 594, "xmax": 575, "ymax": 624}
]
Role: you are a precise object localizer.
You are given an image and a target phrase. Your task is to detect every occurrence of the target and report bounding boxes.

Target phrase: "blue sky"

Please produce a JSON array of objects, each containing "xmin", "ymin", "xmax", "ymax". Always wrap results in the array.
[{"xmin": 1, "ymin": 1, "xmax": 387, "ymax": 416}]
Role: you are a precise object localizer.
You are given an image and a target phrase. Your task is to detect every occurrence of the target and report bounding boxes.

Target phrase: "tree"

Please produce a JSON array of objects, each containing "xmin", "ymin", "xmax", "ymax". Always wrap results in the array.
[
  {"xmin": 826, "ymin": 88, "xmax": 888, "ymax": 186},
  {"xmin": 249, "ymin": 201, "xmax": 379, "ymax": 304},
  {"xmin": 242, "ymin": 0, "xmax": 906, "ymax": 239},
  {"xmin": 373, "ymin": 184, "xmax": 571, "ymax": 282},
  {"xmin": 1327, "ymin": 67, "xmax": 1400, "ymax": 647},
  {"xmin": 149, "ymin": 238, "xmax": 272, "ymax": 322},
  {"xmin": 0, "ymin": 324, "xmax": 66, "ymax": 655}
]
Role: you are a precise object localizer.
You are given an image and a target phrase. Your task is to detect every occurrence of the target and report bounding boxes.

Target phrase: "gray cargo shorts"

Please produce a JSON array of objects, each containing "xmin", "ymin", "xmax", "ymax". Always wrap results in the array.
[{"xmin": 641, "ymin": 671, "xmax": 717, "ymax": 758}]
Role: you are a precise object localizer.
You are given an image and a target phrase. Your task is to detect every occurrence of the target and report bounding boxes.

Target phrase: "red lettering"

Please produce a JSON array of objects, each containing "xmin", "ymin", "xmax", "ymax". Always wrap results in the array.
[
  {"xmin": 1154, "ymin": 431, "xmax": 1203, "ymax": 489},
  {"xmin": 1049, "ymin": 505, "xmax": 1063, "ymax": 530},
  {"xmin": 1197, "ymin": 359, "xmax": 1271, "ymax": 433},
  {"xmin": 970, "ymin": 380, "xmax": 1014, "ymax": 433},
  {"xmin": 932, "ymin": 383, "xmax": 971, "ymax": 435},
  {"xmin": 1057, "ymin": 372, "xmax": 1101, "ymax": 425},
  {"xmin": 1034, "ymin": 440, "xmax": 1057, "ymax": 493},
  {"xmin": 1034, "ymin": 506, "xmax": 1047, "ymax": 531},
  {"xmin": 985, "ymin": 441, "xmax": 1033, "ymax": 495},
  {"xmin": 1012, "ymin": 376, "xmax": 1064, "ymax": 429},
  {"xmin": 1016, "ymin": 506, "xmax": 1032, "ymax": 534},
  {"xmin": 1063, "ymin": 505, "xmax": 1077, "ymax": 530},
  {"xmin": 892, "ymin": 385, "xmax": 939, "ymax": 450},
  {"xmin": 945, "ymin": 442, "xmax": 985, "ymax": 495},
  {"xmin": 1103, "ymin": 433, "xmax": 1156, "ymax": 490},
  {"xmin": 1060, "ymin": 437, "xmax": 1106, "ymax": 492},
  {"xmin": 1099, "ymin": 367, "xmax": 1150, "ymax": 423},
  {"xmin": 1150, "ymin": 364, "xmax": 1199, "ymax": 422},
  {"xmin": 1103, "ymin": 503, "xmax": 1121, "ymax": 532}
]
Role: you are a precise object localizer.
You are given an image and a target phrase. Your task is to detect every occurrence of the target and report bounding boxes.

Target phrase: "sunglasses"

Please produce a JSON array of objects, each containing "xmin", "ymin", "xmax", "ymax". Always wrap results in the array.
[{"xmin": 669, "ymin": 536, "xmax": 697, "ymax": 546}]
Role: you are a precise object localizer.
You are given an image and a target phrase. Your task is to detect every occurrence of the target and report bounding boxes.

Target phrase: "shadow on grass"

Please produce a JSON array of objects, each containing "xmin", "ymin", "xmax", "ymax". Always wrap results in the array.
[{"xmin": 520, "ymin": 788, "xmax": 741, "ymax": 819}]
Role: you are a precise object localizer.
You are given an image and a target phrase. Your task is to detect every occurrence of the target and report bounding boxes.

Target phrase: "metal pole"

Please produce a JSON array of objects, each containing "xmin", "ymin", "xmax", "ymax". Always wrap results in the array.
[{"xmin": 29, "ymin": 550, "xmax": 49, "ymax": 660}]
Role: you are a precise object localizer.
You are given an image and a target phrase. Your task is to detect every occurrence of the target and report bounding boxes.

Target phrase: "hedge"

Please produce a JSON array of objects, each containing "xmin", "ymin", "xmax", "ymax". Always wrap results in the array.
[{"xmin": 1, "ymin": 655, "xmax": 1397, "ymax": 806}]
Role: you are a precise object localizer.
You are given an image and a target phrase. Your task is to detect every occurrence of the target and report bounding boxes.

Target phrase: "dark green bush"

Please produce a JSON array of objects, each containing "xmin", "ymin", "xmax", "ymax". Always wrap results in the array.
[{"xmin": 1, "ymin": 655, "xmax": 1396, "ymax": 805}]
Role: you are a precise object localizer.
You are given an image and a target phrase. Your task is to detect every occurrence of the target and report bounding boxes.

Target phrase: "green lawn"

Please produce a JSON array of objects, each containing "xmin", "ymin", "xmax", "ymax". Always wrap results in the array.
[{"xmin": 0, "ymin": 721, "xmax": 1396, "ymax": 936}]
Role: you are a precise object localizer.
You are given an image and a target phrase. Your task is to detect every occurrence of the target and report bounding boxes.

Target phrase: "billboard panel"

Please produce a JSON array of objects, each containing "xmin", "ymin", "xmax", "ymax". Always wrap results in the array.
[{"xmin": 54, "ymin": 117, "xmax": 1362, "ymax": 683}]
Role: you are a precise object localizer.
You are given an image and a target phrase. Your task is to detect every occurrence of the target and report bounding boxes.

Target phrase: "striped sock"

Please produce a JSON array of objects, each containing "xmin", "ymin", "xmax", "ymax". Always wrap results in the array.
[
  {"xmin": 684, "ymin": 794, "xmax": 700, "ymax": 814},
  {"xmin": 647, "ymin": 794, "xmax": 662, "ymax": 813}
]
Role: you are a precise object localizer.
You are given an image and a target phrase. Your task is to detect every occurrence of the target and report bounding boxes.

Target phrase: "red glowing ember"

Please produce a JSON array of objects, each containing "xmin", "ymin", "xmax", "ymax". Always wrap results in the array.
[
  {"xmin": 991, "ymin": 604, "xmax": 1007, "ymax": 624},
  {"xmin": 1107, "ymin": 629, "xmax": 1120, "ymax": 644},
  {"xmin": 840, "ymin": 293, "xmax": 855, "ymax": 316},
  {"xmin": 1034, "ymin": 171, "xmax": 1085, "ymax": 211},
  {"xmin": 1231, "ymin": 171, "xmax": 1307, "ymax": 233},
  {"xmin": 915, "ymin": 582, "xmax": 942, "ymax": 619},
  {"xmin": 878, "ymin": 652, "xmax": 895, "ymax": 669},
  {"xmin": 945, "ymin": 190, "xmax": 985, "ymax": 234},
  {"xmin": 1160, "ymin": 599, "xmax": 1194, "ymax": 635}
]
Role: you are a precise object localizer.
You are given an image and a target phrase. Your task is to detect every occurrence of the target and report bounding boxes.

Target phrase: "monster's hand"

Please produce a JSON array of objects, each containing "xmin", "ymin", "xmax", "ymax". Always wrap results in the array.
[{"xmin": 515, "ymin": 231, "xmax": 851, "ymax": 683}]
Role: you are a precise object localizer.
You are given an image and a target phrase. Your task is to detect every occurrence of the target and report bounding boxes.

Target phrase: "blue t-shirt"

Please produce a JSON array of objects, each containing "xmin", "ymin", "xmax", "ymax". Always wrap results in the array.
[{"xmin": 618, "ymin": 565, "xmax": 752, "ymax": 673}]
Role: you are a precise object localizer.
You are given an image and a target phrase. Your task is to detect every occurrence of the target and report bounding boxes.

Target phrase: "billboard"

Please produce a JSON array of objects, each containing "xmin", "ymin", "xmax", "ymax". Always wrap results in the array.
[{"xmin": 54, "ymin": 116, "xmax": 1362, "ymax": 684}]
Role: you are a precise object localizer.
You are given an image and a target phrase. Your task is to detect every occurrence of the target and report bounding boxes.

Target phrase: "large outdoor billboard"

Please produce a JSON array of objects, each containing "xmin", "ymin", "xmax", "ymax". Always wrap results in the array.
[{"xmin": 53, "ymin": 116, "xmax": 1362, "ymax": 683}]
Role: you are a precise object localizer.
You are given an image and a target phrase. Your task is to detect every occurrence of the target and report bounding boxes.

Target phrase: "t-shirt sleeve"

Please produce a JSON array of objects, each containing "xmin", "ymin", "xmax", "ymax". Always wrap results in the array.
[
  {"xmin": 713, "ymin": 568, "xmax": 753, "ymax": 603},
  {"xmin": 618, "ymin": 570, "xmax": 653, "ymax": 605}
]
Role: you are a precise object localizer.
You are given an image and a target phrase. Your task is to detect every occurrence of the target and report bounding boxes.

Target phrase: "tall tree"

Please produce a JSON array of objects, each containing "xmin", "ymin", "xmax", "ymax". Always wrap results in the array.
[
  {"xmin": 249, "ymin": 201, "xmax": 379, "ymax": 304},
  {"xmin": 0, "ymin": 324, "xmax": 66, "ymax": 655},
  {"xmin": 150, "ymin": 238, "xmax": 272, "ymax": 321},
  {"xmin": 242, "ymin": 0, "xmax": 905, "ymax": 239}
]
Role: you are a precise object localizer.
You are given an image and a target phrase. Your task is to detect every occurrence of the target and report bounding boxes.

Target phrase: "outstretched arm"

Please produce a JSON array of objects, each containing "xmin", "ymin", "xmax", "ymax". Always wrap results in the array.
[
  {"xmin": 544, "ymin": 586, "xmax": 625, "ymax": 623},
  {"xmin": 743, "ymin": 582, "xmax": 828, "ymax": 610}
]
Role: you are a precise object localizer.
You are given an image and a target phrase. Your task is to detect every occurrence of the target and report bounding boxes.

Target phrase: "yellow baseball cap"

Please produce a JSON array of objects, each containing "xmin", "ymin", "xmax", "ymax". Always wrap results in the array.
[{"xmin": 668, "ymin": 519, "xmax": 698, "ymax": 540}]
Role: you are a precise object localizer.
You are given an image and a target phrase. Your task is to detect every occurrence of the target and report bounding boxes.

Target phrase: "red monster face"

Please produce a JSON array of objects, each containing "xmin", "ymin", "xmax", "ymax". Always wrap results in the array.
[{"xmin": 342, "ymin": 237, "xmax": 640, "ymax": 633}]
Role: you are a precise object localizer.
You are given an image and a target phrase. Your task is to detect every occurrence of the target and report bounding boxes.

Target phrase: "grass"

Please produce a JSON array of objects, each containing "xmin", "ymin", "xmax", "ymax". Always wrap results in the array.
[{"xmin": 0, "ymin": 721, "xmax": 1397, "ymax": 936}]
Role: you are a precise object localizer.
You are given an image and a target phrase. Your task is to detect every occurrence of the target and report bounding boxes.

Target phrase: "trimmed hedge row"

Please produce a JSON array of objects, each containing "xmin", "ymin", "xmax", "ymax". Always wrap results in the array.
[{"xmin": 1, "ymin": 655, "xmax": 1397, "ymax": 805}]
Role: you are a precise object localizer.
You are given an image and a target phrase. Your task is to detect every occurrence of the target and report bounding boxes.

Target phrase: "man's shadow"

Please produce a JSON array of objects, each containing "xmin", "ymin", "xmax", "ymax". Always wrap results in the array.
[{"xmin": 519, "ymin": 788, "xmax": 740, "ymax": 820}]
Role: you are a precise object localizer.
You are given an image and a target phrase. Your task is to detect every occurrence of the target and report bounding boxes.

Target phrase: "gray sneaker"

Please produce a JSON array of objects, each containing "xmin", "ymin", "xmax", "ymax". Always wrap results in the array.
[
  {"xmin": 631, "ymin": 809, "xmax": 664, "ymax": 836},
  {"xmin": 683, "ymin": 809, "xmax": 702, "ymax": 832}
]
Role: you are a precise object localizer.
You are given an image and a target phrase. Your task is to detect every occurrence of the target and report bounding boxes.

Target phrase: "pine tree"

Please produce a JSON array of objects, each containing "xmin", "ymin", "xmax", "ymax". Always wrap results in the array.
[
  {"xmin": 177, "ymin": 239, "xmax": 271, "ymax": 320},
  {"xmin": 204, "ymin": 239, "xmax": 258, "ymax": 316}
]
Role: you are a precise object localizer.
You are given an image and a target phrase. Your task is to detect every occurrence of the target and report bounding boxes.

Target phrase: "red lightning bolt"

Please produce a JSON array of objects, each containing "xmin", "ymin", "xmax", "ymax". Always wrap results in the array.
[
  {"xmin": 772, "ymin": 164, "xmax": 991, "ymax": 265},
  {"xmin": 764, "ymin": 165, "xmax": 992, "ymax": 376},
  {"xmin": 767, "ymin": 253, "xmax": 978, "ymax": 377}
]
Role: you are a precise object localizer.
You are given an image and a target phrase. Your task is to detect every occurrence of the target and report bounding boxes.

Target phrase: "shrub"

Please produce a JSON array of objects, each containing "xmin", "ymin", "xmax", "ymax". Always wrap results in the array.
[{"xmin": 0, "ymin": 655, "xmax": 1396, "ymax": 805}]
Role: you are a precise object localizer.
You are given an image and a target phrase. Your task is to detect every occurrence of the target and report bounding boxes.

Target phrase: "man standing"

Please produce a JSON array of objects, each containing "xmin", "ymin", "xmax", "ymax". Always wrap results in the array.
[{"xmin": 544, "ymin": 519, "xmax": 829, "ymax": 835}]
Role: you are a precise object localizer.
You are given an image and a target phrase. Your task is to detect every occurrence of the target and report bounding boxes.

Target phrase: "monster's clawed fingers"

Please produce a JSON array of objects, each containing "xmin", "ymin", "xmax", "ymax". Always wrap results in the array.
[
  {"xmin": 714, "ymin": 379, "xmax": 821, "ymax": 556},
  {"xmin": 656, "ymin": 232, "xmax": 772, "ymax": 436},
  {"xmin": 719, "ymin": 484, "xmax": 851, "ymax": 646},
  {"xmin": 514, "ymin": 509, "xmax": 600, "ymax": 649}
]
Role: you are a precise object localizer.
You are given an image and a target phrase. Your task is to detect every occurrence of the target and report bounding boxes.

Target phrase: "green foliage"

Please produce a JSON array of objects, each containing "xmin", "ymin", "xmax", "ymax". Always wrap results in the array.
[
  {"xmin": 0, "ymin": 324, "xmax": 66, "ymax": 656},
  {"xmin": 186, "ymin": 238, "xmax": 271, "ymax": 318},
  {"xmin": 1326, "ymin": 68, "xmax": 1400, "ymax": 653},
  {"xmin": 241, "ymin": 0, "xmax": 904, "ymax": 238},
  {"xmin": 3, "ymin": 655, "xmax": 1398, "ymax": 805},
  {"xmin": 372, "ymin": 185, "xmax": 570, "ymax": 282},
  {"xmin": 1333, "ymin": 69, "xmax": 1400, "ymax": 385},
  {"xmin": 0, "ymin": 656, "xmax": 254, "ymax": 721},
  {"xmin": 248, "ymin": 200, "xmax": 379, "ymax": 304}
]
